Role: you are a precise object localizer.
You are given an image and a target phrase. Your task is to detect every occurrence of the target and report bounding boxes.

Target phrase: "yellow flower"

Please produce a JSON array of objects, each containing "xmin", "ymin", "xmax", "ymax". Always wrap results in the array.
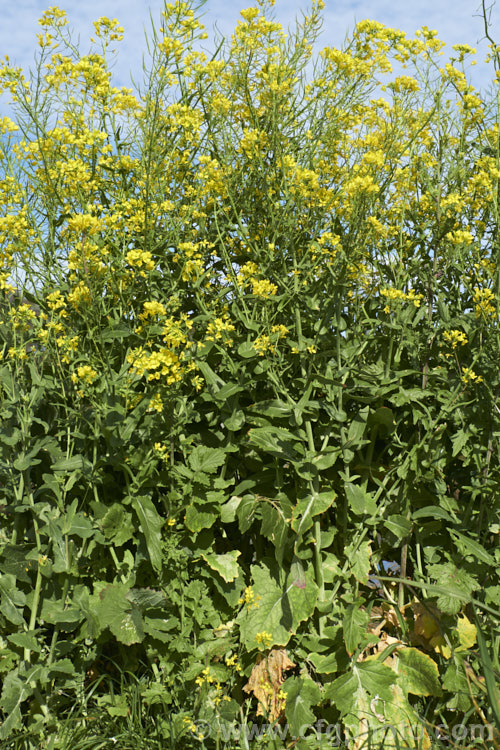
[
  {"xmin": 71, "ymin": 365, "xmax": 98, "ymax": 385},
  {"xmin": 238, "ymin": 585, "xmax": 261, "ymax": 610},
  {"xmin": 255, "ymin": 631, "xmax": 273, "ymax": 649},
  {"xmin": 443, "ymin": 329, "xmax": 468, "ymax": 349},
  {"xmin": 461, "ymin": 367, "xmax": 483, "ymax": 385}
]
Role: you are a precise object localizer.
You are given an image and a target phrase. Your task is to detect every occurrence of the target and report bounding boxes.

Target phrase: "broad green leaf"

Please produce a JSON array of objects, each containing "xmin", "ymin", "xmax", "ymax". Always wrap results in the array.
[
  {"xmin": 238, "ymin": 563, "xmax": 318, "ymax": 650},
  {"xmin": 346, "ymin": 540, "xmax": 372, "ymax": 584},
  {"xmin": 307, "ymin": 651, "xmax": 338, "ymax": 674},
  {"xmin": 50, "ymin": 455, "xmax": 87, "ymax": 472},
  {"xmin": 0, "ymin": 574, "xmax": 26, "ymax": 626},
  {"xmin": 94, "ymin": 583, "xmax": 144, "ymax": 645},
  {"xmin": 236, "ymin": 495, "xmax": 257, "ymax": 533},
  {"xmin": 248, "ymin": 426, "xmax": 304, "ymax": 462},
  {"xmin": 384, "ymin": 514, "xmax": 412, "ymax": 539},
  {"xmin": 291, "ymin": 490, "xmax": 335, "ymax": 536},
  {"xmin": 130, "ymin": 495, "xmax": 163, "ymax": 573},
  {"xmin": 310, "ymin": 448, "xmax": 339, "ymax": 470},
  {"xmin": 325, "ymin": 660, "xmax": 395, "ymax": 715},
  {"xmin": 220, "ymin": 495, "xmax": 241, "ymax": 523},
  {"xmin": 282, "ymin": 677, "xmax": 321, "ymax": 737},
  {"xmin": 48, "ymin": 519, "xmax": 70, "ymax": 573},
  {"xmin": 67, "ymin": 512, "xmax": 94, "ymax": 539},
  {"xmin": 343, "ymin": 603, "xmax": 369, "ymax": 656},
  {"xmin": 101, "ymin": 503, "xmax": 135, "ymax": 546},
  {"xmin": 127, "ymin": 588, "xmax": 168, "ymax": 610},
  {"xmin": 451, "ymin": 428, "xmax": 469, "ymax": 457},
  {"xmin": 248, "ymin": 399, "xmax": 293, "ymax": 418},
  {"xmin": 442, "ymin": 663, "xmax": 473, "ymax": 712},
  {"xmin": 188, "ymin": 445, "xmax": 226, "ymax": 474},
  {"xmin": 185, "ymin": 505, "xmax": 218, "ymax": 532},
  {"xmin": 7, "ymin": 633, "xmax": 40, "ymax": 652},
  {"xmin": 449, "ymin": 529, "xmax": 495, "ymax": 565},
  {"xmin": 202, "ymin": 551, "xmax": 241, "ymax": 582},
  {"xmin": 143, "ymin": 615, "xmax": 179, "ymax": 643},
  {"xmin": 0, "ymin": 672, "xmax": 31, "ymax": 739},
  {"xmin": 367, "ymin": 406, "xmax": 395, "ymax": 432},
  {"xmin": 396, "ymin": 648, "xmax": 442, "ymax": 696},
  {"xmin": 412, "ymin": 506, "xmax": 455, "ymax": 523},
  {"xmin": 48, "ymin": 659, "xmax": 76, "ymax": 676},
  {"xmin": 345, "ymin": 483, "xmax": 377, "ymax": 516},
  {"xmin": 238, "ymin": 340, "xmax": 257, "ymax": 358},
  {"xmin": 427, "ymin": 563, "xmax": 478, "ymax": 614},
  {"xmin": 347, "ymin": 406, "xmax": 369, "ymax": 446},
  {"xmin": 101, "ymin": 321, "xmax": 132, "ymax": 340}
]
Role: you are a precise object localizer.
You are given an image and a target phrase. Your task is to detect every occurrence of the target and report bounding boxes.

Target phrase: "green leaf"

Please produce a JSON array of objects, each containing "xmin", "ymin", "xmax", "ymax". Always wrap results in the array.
[
  {"xmin": 126, "ymin": 588, "xmax": 168, "ymax": 610},
  {"xmin": 412, "ymin": 506, "xmax": 455, "ymax": 523},
  {"xmin": 188, "ymin": 445, "xmax": 226, "ymax": 474},
  {"xmin": 291, "ymin": 490, "xmax": 335, "ymax": 536},
  {"xmin": 94, "ymin": 583, "xmax": 144, "ymax": 645},
  {"xmin": 427, "ymin": 563, "xmax": 478, "ymax": 614},
  {"xmin": 202, "ymin": 551, "xmax": 241, "ymax": 582},
  {"xmin": 346, "ymin": 540, "xmax": 372, "ymax": 584},
  {"xmin": 449, "ymin": 529, "xmax": 495, "ymax": 565},
  {"xmin": 367, "ymin": 406, "xmax": 395, "ymax": 432},
  {"xmin": 48, "ymin": 659, "xmax": 76, "ymax": 676},
  {"xmin": 310, "ymin": 448, "xmax": 339, "ymax": 470},
  {"xmin": 345, "ymin": 482, "xmax": 377, "ymax": 516},
  {"xmin": 50, "ymin": 455, "xmax": 88, "ymax": 472},
  {"xmin": 238, "ymin": 563, "xmax": 318, "ymax": 649},
  {"xmin": 451, "ymin": 428, "xmax": 469, "ymax": 457},
  {"xmin": 325, "ymin": 661, "xmax": 395, "ymax": 715},
  {"xmin": 384, "ymin": 514, "xmax": 412, "ymax": 539},
  {"xmin": 185, "ymin": 505, "xmax": 217, "ymax": 532},
  {"xmin": 101, "ymin": 503, "xmax": 134, "ymax": 546},
  {"xmin": 442, "ymin": 663, "xmax": 473, "ymax": 712},
  {"xmin": 48, "ymin": 518, "xmax": 71, "ymax": 573},
  {"xmin": 396, "ymin": 648, "xmax": 442, "ymax": 696},
  {"xmin": 130, "ymin": 495, "xmax": 163, "ymax": 573},
  {"xmin": 0, "ymin": 672, "xmax": 32, "ymax": 739},
  {"xmin": 283, "ymin": 677, "xmax": 321, "ymax": 737},
  {"xmin": 7, "ymin": 632, "xmax": 41, "ymax": 652},
  {"xmin": 343, "ymin": 602, "xmax": 369, "ymax": 656},
  {"xmin": 220, "ymin": 495, "xmax": 241, "ymax": 523},
  {"xmin": 307, "ymin": 651, "xmax": 338, "ymax": 674},
  {"xmin": 248, "ymin": 399, "xmax": 293, "ymax": 419},
  {"xmin": 238, "ymin": 341, "xmax": 257, "ymax": 358},
  {"xmin": 248, "ymin": 426, "xmax": 304, "ymax": 462},
  {"xmin": 0, "ymin": 574, "xmax": 26, "ymax": 626}
]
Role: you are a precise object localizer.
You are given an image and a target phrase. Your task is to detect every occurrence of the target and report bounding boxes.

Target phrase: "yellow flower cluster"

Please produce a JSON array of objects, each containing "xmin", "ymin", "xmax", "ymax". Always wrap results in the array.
[
  {"xmin": 237, "ymin": 260, "xmax": 278, "ymax": 298},
  {"xmin": 251, "ymin": 279, "xmax": 278, "ymax": 297},
  {"xmin": 148, "ymin": 393, "xmax": 163, "ymax": 413},
  {"xmin": 194, "ymin": 667, "xmax": 231, "ymax": 706},
  {"xmin": 206, "ymin": 316, "xmax": 236, "ymax": 343},
  {"xmin": 255, "ymin": 631, "xmax": 273, "ymax": 650},
  {"xmin": 126, "ymin": 249, "xmax": 155, "ymax": 275},
  {"xmin": 127, "ymin": 347, "xmax": 183, "ymax": 384},
  {"xmin": 381, "ymin": 287, "xmax": 424, "ymax": 313},
  {"xmin": 443, "ymin": 330, "xmax": 468, "ymax": 349},
  {"xmin": 154, "ymin": 442, "xmax": 170, "ymax": 464},
  {"xmin": 461, "ymin": 367, "xmax": 483, "ymax": 385},
  {"xmin": 8, "ymin": 303, "xmax": 37, "ymax": 330},
  {"xmin": 225, "ymin": 653, "xmax": 242, "ymax": 673},
  {"xmin": 238, "ymin": 586, "xmax": 261, "ymax": 610},
  {"xmin": 71, "ymin": 365, "xmax": 98, "ymax": 385},
  {"xmin": 472, "ymin": 287, "xmax": 496, "ymax": 318}
]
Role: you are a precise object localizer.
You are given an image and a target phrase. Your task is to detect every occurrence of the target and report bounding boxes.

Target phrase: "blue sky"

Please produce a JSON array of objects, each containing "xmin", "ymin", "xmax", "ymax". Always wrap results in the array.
[{"xmin": 0, "ymin": 0, "xmax": 499, "ymax": 99}]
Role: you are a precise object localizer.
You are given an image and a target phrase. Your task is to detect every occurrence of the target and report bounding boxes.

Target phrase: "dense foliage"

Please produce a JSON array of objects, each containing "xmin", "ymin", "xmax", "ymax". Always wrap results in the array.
[{"xmin": 0, "ymin": 1, "xmax": 499, "ymax": 747}]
